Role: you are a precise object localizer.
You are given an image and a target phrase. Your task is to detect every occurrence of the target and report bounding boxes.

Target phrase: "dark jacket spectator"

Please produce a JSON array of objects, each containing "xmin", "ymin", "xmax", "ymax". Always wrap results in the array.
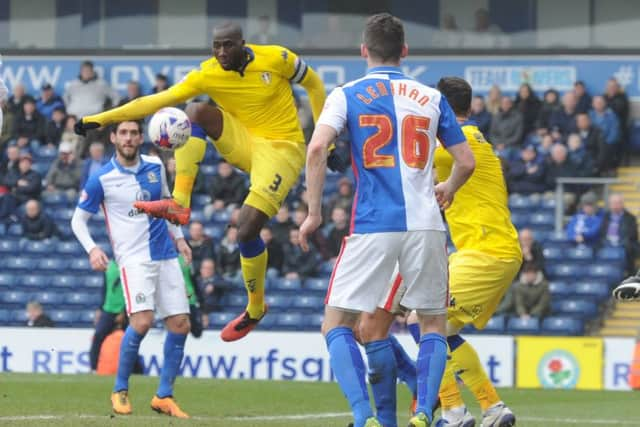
[
  {"xmin": 536, "ymin": 89, "xmax": 561, "ymax": 132},
  {"xmin": 514, "ymin": 263, "xmax": 551, "ymax": 319},
  {"xmin": 26, "ymin": 301, "xmax": 55, "ymax": 327},
  {"xmin": 589, "ymin": 96, "xmax": 620, "ymax": 146},
  {"xmin": 1, "ymin": 104, "xmax": 16, "ymax": 147},
  {"xmin": 7, "ymin": 83, "xmax": 27, "ymax": 115},
  {"xmin": 545, "ymin": 144, "xmax": 581, "ymax": 196},
  {"xmin": 209, "ymin": 161, "xmax": 247, "ymax": 209},
  {"xmin": 187, "ymin": 221, "xmax": 216, "ymax": 274},
  {"xmin": 507, "ymin": 145, "xmax": 546, "ymax": 194},
  {"xmin": 64, "ymin": 60, "xmax": 119, "ymax": 118},
  {"xmin": 566, "ymin": 134, "xmax": 595, "ymax": 177},
  {"xmin": 260, "ymin": 227, "xmax": 284, "ymax": 273},
  {"xmin": 548, "ymin": 91, "xmax": 578, "ymax": 138},
  {"xmin": 327, "ymin": 207, "xmax": 350, "ymax": 258},
  {"xmin": 151, "ymin": 73, "xmax": 170, "ymax": 94},
  {"xmin": 490, "ymin": 96, "xmax": 524, "ymax": 149},
  {"xmin": 325, "ymin": 177, "xmax": 354, "ymax": 219},
  {"xmin": 514, "ymin": 83, "xmax": 541, "ymax": 136},
  {"xmin": 36, "ymin": 84, "xmax": 65, "ymax": 120},
  {"xmin": 566, "ymin": 192, "xmax": 603, "ymax": 245},
  {"xmin": 282, "ymin": 228, "xmax": 317, "ymax": 279},
  {"xmin": 45, "ymin": 107, "xmax": 66, "ymax": 147},
  {"xmin": 197, "ymin": 259, "xmax": 231, "ymax": 313},
  {"xmin": 20, "ymin": 199, "xmax": 59, "ymax": 240},
  {"xmin": 575, "ymin": 113, "xmax": 605, "ymax": 163},
  {"xmin": 14, "ymin": 97, "xmax": 46, "ymax": 143},
  {"xmin": 216, "ymin": 226, "xmax": 241, "ymax": 277},
  {"xmin": 271, "ymin": 205, "xmax": 294, "ymax": 245},
  {"xmin": 603, "ymin": 78, "xmax": 630, "ymax": 136},
  {"xmin": 80, "ymin": 142, "xmax": 108, "ymax": 189},
  {"xmin": 599, "ymin": 194, "xmax": 638, "ymax": 274},
  {"xmin": 574, "ymin": 81, "xmax": 592, "ymax": 114},
  {"xmin": 469, "ymin": 95, "xmax": 492, "ymax": 135},
  {"xmin": 519, "ymin": 228, "xmax": 545, "ymax": 272},
  {"xmin": 5, "ymin": 152, "xmax": 42, "ymax": 203},
  {"xmin": 0, "ymin": 145, "xmax": 20, "ymax": 187},
  {"xmin": 118, "ymin": 81, "xmax": 142, "ymax": 106},
  {"xmin": 45, "ymin": 142, "xmax": 81, "ymax": 194}
]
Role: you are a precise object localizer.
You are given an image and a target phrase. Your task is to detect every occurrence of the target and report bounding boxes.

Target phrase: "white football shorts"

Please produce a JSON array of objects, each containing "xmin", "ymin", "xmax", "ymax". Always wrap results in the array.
[
  {"xmin": 326, "ymin": 230, "xmax": 449, "ymax": 315},
  {"xmin": 119, "ymin": 258, "xmax": 189, "ymax": 318}
]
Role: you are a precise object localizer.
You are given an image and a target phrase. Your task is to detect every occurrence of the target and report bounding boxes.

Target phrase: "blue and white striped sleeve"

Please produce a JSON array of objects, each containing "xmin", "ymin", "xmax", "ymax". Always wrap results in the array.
[{"xmin": 78, "ymin": 174, "xmax": 104, "ymax": 214}]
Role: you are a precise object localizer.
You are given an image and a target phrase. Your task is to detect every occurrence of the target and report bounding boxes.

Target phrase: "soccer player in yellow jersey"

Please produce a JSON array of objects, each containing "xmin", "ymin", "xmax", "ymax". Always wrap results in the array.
[{"xmin": 74, "ymin": 22, "xmax": 327, "ymax": 341}]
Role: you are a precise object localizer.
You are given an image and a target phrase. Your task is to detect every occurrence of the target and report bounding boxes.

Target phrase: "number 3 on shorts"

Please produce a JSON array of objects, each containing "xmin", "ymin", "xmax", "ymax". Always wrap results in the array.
[{"xmin": 269, "ymin": 173, "xmax": 283, "ymax": 192}]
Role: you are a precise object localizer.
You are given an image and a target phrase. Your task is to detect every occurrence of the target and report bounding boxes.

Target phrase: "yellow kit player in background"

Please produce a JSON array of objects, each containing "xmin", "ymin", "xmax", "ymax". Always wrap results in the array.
[
  {"xmin": 426, "ymin": 77, "xmax": 522, "ymax": 427},
  {"xmin": 74, "ymin": 22, "xmax": 327, "ymax": 342}
]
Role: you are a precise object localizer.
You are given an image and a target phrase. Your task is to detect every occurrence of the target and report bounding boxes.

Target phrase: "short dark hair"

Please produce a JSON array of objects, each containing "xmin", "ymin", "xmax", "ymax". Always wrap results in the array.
[
  {"xmin": 363, "ymin": 13, "xmax": 404, "ymax": 63},
  {"xmin": 111, "ymin": 120, "xmax": 143, "ymax": 134},
  {"xmin": 437, "ymin": 77, "xmax": 472, "ymax": 116}
]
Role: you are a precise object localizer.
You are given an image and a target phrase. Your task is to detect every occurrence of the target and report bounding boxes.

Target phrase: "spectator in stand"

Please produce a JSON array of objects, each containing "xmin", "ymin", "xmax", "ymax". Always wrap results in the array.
[
  {"xmin": 5, "ymin": 151, "xmax": 42, "ymax": 204},
  {"xmin": 575, "ymin": 113, "xmax": 604, "ymax": 166},
  {"xmin": 325, "ymin": 177, "xmax": 353, "ymax": 218},
  {"xmin": 490, "ymin": 96, "xmax": 524, "ymax": 158},
  {"xmin": 216, "ymin": 225, "xmax": 241, "ymax": 280},
  {"xmin": 566, "ymin": 192, "xmax": 603, "ymax": 246},
  {"xmin": 14, "ymin": 96, "xmax": 46, "ymax": 145},
  {"xmin": 80, "ymin": 141, "xmax": 108, "ymax": 189},
  {"xmin": 60, "ymin": 115, "xmax": 85, "ymax": 158},
  {"xmin": 26, "ymin": 301, "xmax": 54, "ymax": 327},
  {"xmin": 535, "ymin": 89, "xmax": 561, "ymax": 135},
  {"xmin": 486, "ymin": 84, "xmax": 502, "ymax": 115},
  {"xmin": 271, "ymin": 204, "xmax": 294, "ymax": 245},
  {"xmin": 514, "ymin": 262, "xmax": 551, "ymax": 320},
  {"xmin": 327, "ymin": 206, "xmax": 350, "ymax": 259},
  {"xmin": 118, "ymin": 80, "xmax": 142, "ymax": 106},
  {"xmin": 507, "ymin": 144, "xmax": 546, "ymax": 194},
  {"xmin": 197, "ymin": 258, "xmax": 231, "ymax": 313},
  {"xmin": 293, "ymin": 203, "xmax": 331, "ymax": 260},
  {"xmin": 64, "ymin": 60, "xmax": 118, "ymax": 119},
  {"xmin": 260, "ymin": 226, "xmax": 284, "ymax": 275},
  {"xmin": 45, "ymin": 141, "xmax": 81, "ymax": 200},
  {"xmin": 282, "ymin": 227, "xmax": 317, "ymax": 279},
  {"xmin": 36, "ymin": 83, "xmax": 65, "ymax": 120},
  {"xmin": 515, "ymin": 83, "xmax": 541, "ymax": 136},
  {"xmin": 603, "ymin": 77, "xmax": 630, "ymax": 158},
  {"xmin": 209, "ymin": 161, "xmax": 246, "ymax": 212},
  {"xmin": 537, "ymin": 134, "xmax": 554, "ymax": 158},
  {"xmin": 0, "ymin": 144, "xmax": 19, "ymax": 185},
  {"xmin": 187, "ymin": 221, "xmax": 216, "ymax": 274},
  {"xmin": 1, "ymin": 99, "xmax": 15, "ymax": 147},
  {"xmin": 567, "ymin": 133, "xmax": 595, "ymax": 176},
  {"xmin": 519, "ymin": 228, "xmax": 545, "ymax": 272},
  {"xmin": 469, "ymin": 95, "xmax": 492, "ymax": 135},
  {"xmin": 549, "ymin": 91, "xmax": 578, "ymax": 140},
  {"xmin": 545, "ymin": 143, "xmax": 580, "ymax": 207},
  {"xmin": 589, "ymin": 95, "xmax": 620, "ymax": 174},
  {"xmin": 20, "ymin": 199, "xmax": 60, "ymax": 240},
  {"xmin": 45, "ymin": 107, "xmax": 66, "ymax": 147},
  {"xmin": 7, "ymin": 83, "xmax": 26, "ymax": 115},
  {"xmin": 151, "ymin": 73, "xmax": 170, "ymax": 94},
  {"xmin": 574, "ymin": 81, "xmax": 592, "ymax": 114},
  {"xmin": 599, "ymin": 193, "xmax": 638, "ymax": 275}
]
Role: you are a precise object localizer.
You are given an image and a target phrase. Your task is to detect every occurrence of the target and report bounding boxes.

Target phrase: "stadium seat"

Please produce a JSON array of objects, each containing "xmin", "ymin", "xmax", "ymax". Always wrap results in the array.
[
  {"xmin": 304, "ymin": 278, "xmax": 328, "ymax": 293},
  {"xmin": 306, "ymin": 313, "xmax": 324, "ymax": 329},
  {"xmin": 507, "ymin": 317, "xmax": 540, "ymax": 334},
  {"xmin": 0, "ymin": 291, "xmax": 30, "ymax": 305},
  {"xmin": 83, "ymin": 275, "xmax": 103, "ymax": 288},
  {"xmin": 273, "ymin": 278, "xmax": 302, "ymax": 292},
  {"xmin": 208, "ymin": 312, "xmax": 237, "ymax": 328},
  {"xmin": 528, "ymin": 213, "xmax": 554, "ymax": 230},
  {"xmin": 0, "ymin": 273, "xmax": 16, "ymax": 288},
  {"xmin": 0, "ymin": 239, "xmax": 20, "ymax": 254},
  {"xmin": 20, "ymin": 274, "xmax": 51, "ymax": 289},
  {"xmin": 0, "ymin": 223, "xmax": 5, "ymax": 236},
  {"xmin": 7, "ymin": 224, "xmax": 23, "ymax": 236},
  {"xmin": 548, "ymin": 281, "xmax": 572, "ymax": 297},
  {"xmin": 77, "ymin": 310, "xmax": 96, "ymax": 324},
  {"xmin": 50, "ymin": 310, "xmax": 77, "ymax": 325},
  {"xmin": 541, "ymin": 197, "xmax": 556, "ymax": 209},
  {"xmin": 225, "ymin": 294, "xmax": 246, "ymax": 308},
  {"xmin": 547, "ymin": 264, "xmax": 580, "ymax": 279},
  {"xmin": 542, "ymin": 247, "xmax": 563, "ymax": 262},
  {"xmin": 10, "ymin": 309, "xmax": 28, "ymax": 325},
  {"xmin": 597, "ymin": 246, "xmax": 625, "ymax": 263},
  {"xmin": 42, "ymin": 192, "xmax": 67, "ymax": 206},
  {"xmin": 0, "ymin": 310, "xmax": 10, "ymax": 323},
  {"xmin": 67, "ymin": 292, "xmax": 101, "ymax": 306},
  {"xmin": 57, "ymin": 241, "xmax": 84, "ymax": 255},
  {"xmin": 200, "ymin": 164, "xmax": 217, "ymax": 176},
  {"xmin": 191, "ymin": 194, "xmax": 212, "ymax": 208},
  {"xmin": 24, "ymin": 240, "xmax": 55, "ymax": 255},
  {"xmin": 53, "ymin": 208, "xmax": 75, "ymax": 222},
  {"xmin": 203, "ymin": 225, "xmax": 224, "ymax": 241},
  {"xmin": 481, "ymin": 315, "xmax": 506, "ymax": 334},
  {"xmin": 264, "ymin": 294, "xmax": 292, "ymax": 309},
  {"xmin": 586, "ymin": 264, "xmax": 623, "ymax": 283},
  {"xmin": 574, "ymin": 282, "xmax": 610, "ymax": 300},
  {"xmin": 552, "ymin": 299, "xmax": 598, "ymax": 318},
  {"xmin": 542, "ymin": 316, "xmax": 584, "ymax": 335},
  {"xmin": 543, "ymin": 233, "xmax": 573, "ymax": 249},
  {"xmin": 38, "ymin": 258, "xmax": 69, "ymax": 272},
  {"xmin": 69, "ymin": 258, "xmax": 91, "ymax": 271},
  {"xmin": 292, "ymin": 296, "xmax": 324, "ymax": 312},
  {"xmin": 31, "ymin": 291, "xmax": 61, "ymax": 305},
  {"xmin": 509, "ymin": 194, "xmax": 540, "ymax": 209},
  {"xmin": 36, "ymin": 145, "xmax": 57, "ymax": 160},
  {"xmin": 190, "ymin": 210, "xmax": 206, "ymax": 223},
  {"xmin": 5, "ymin": 256, "xmax": 32, "ymax": 271},
  {"xmin": 275, "ymin": 313, "xmax": 303, "ymax": 330},
  {"xmin": 51, "ymin": 275, "xmax": 78, "ymax": 288},
  {"xmin": 509, "ymin": 212, "xmax": 528, "ymax": 229},
  {"xmin": 566, "ymin": 246, "xmax": 593, "ymax": 263}
]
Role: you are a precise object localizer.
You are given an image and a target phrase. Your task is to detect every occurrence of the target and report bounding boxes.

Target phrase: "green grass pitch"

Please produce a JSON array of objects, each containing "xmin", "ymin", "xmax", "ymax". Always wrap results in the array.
[{"xmin": 0, "ymin": 373, "xmax": 639, "ymax": 426}]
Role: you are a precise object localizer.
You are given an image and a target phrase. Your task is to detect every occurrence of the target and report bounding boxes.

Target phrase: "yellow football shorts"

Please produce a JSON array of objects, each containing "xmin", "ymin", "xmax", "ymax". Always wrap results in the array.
[
  {"xmin": 213, "ymin": 110, "xmax": 305, "ymax": 218},
  {"xmin": 447, "ymin": 250, "xmax": 522, "ymax": 330}
]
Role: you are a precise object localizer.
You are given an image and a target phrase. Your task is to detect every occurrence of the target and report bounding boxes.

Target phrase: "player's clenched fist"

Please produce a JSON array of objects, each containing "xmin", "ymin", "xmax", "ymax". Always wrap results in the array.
[
  {"xmin": 435, "ymin": 181, "xmax": 454, "ymax": 210},
  {"xmin": 89, "ymin": 246, "xmax": 109, "ymax": 271},
  {"xmin": 299, "ymin": 213, "xmax": 322, "ymax": 252}
]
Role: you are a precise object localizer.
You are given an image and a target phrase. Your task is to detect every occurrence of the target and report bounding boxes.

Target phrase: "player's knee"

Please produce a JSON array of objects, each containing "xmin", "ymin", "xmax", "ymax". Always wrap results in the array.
[
  {"xmin": 165, "ymin": 314, "xmax": 190, "ymax": 335},
  {"xmin": 358, "ymin": 317, "xmax": 388, "ymax": 344},
  {"xmin": 129, "ymin": 312, "xmax": 154, "ymax": 335},
  {"xmin": 237, "ymin": 207, "xmax": 268, "ymax": 243},
  {"xmin": 184, "ymin": 102, "xmax": 222, "ymax": 138}
]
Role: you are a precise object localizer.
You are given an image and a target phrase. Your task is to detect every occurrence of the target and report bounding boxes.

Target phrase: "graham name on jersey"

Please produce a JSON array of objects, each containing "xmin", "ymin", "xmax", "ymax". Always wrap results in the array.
[{"xmin": 355, "ymin": 81, "xmax": 430, "ymax": 106}]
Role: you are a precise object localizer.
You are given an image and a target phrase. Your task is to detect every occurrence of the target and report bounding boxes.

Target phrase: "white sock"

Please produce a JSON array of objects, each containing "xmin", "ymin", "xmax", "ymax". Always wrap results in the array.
[{"xmin": 442, "ymin": 405, "xmax": 467, "ymax": 422}]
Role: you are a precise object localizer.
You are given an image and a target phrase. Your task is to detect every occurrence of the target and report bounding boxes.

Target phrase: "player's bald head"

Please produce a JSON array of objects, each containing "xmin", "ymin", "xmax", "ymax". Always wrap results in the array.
[{"xmin": 213, "ymin": 22, "xmax": 243, "ymax": 41}]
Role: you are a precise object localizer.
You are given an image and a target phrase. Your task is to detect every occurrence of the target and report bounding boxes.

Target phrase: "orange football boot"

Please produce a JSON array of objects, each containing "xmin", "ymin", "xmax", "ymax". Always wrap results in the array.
[
  {"xmin": 133, "ymin": 198, "xmax": 191, "ymax": 225},
  {"xmin": 150, "ymin": 395, "xmax": 189, "ymax": 419},
  {"xmin": 220, "ymin": 305, "xmax": 269, "ymax": 342},
  {"xmin": 111, "ymin": 390, "xmax": 132, "ymax": 415}
]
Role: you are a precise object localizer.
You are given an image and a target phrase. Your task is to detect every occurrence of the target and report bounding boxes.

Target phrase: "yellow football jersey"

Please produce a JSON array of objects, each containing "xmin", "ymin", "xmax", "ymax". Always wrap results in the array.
[
  {"xmin": 434, "ymin": 123, "xmax": 522, "ymax": 260},
  {"xmin": 170, "ymin": 44, "xmax": 312, "ymax": 143}
]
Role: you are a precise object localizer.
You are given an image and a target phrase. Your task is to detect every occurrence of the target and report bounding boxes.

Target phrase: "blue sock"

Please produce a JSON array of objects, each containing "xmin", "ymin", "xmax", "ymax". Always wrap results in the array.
[
  {"xmin": 416, "ymin": 333, "xmax": 448, "ymax": 422},
  {"xmin": 389, "ymin": 335, "xmax": 417, "ymax": 398},
  {"xmin": 114, "ymin": 326, "xmax": 145, "ymax": 392},
  {"xmin": 365, "ymin": 339, "xmax": 398, "ymax": 427},
  {"xmin": 408, "ymin": 323, "xmax": 420, "ymax": 344},
  {"xmin": 156, "ymin": 331, "xmax": 187, "ymax": 398},
  {"xmin": 325, "ymin": 327, "xmax": 373, "ymax": 427}
]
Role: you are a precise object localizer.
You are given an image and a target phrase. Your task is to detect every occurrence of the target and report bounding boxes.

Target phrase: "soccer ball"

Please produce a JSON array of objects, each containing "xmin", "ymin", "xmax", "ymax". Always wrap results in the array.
[{"xmin": 148, "ymin": 107, "xmax": 191, "ymax": 150}]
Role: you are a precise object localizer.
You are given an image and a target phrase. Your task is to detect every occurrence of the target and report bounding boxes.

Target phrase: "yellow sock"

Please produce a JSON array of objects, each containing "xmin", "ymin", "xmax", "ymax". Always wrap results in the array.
[
  {"xmin": 173, "ymin": 136, "xmax": 207, "ymax": 207},
  {"xmin": 439, "ymin": 357, "xmax": 465, "ymax": 410},
  {"xmin": 240, "ymin": 250, "xmax": 268, "ymax": 318},
  {"xmin": 453, "ymin": 341, "xmax": 501, "ymax": 411}
]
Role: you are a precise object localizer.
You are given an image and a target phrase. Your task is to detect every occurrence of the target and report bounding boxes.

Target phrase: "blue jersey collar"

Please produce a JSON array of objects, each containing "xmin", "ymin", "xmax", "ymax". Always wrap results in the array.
[
  {"xmin": 111, "ymin": 155, "xmax": 143, "ymax": 175},
  {"xmin": 367, "ymin": 66, "xmax": 403, "ymax": 75},
  {"xmin": 460, "ymin": 119, "xmax": 478, "ymax": 127}
]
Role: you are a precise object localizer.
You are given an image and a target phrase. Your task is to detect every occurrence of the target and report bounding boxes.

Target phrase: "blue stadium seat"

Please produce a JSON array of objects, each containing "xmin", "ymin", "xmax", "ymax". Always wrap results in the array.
[
  {"xmin": 0, "ymin": 273, "xmax": 16, "ymax": 288},
  {"xmin": 7, "ymin": 224, "xmax": 23, "ymax": 236},
  {"xmin": 542, "ymin": 316, "xmax": 584, "ymax": 335},
  {"xmin": 304, "ymin": 278, "xmax": 328, "ymax": 292},
  {"xmin": 10, "ymin": 309, "xmax": 28, "ymax": 325},
  {"xmin": 586, "ymin": 264, "xmax": 623, "ymax": 283},
  {"xmin": 507, "ymin": 317, "xmax": 540, "ymax": 334},
  {"xmin": 541, "ymin": 197, "xmax": 556, "ymax": 209},
  {"xmin": 273, "ymin": 278, "xmax": 302, "ymax": 292},
  {"xmin": 77, "ymin": 310, "xmax": 96, "ymax": 324},
  {"xmin": 547, "ymin": 264, "xmax": 580, "ymax": 279},
  {"xmin": 0, "ymin": 310, "xmax": 10, "ymax": 323},
  {"xmin": 38, "ymin": 257, "xmax": 69, "ymax": 272},
  {"xmin": 543, "ymin": 233, "xmax": 573, "ymax": 249},
  {"xmin": 51, "ymin": 275, "xmax": 78, "ymax": 288},
  {"xmin": 53, "ymin": 208, "xmax": 75, "ymax": 222},
  {"xmin": 57, "ymin": 241, "xmax": 84, "ymax": 255},
  {"xmin": 567, "ymin": 246, "xmax": 593, "ymax": 263},
  {"xmin": 528, "ymin": 213, "xmax": 554, "ymax": 230},
  {"xmin": 597, "ymin": 246, "xmax": 625, "ymax": 263},
  {"xmin": 190, "ymin": 210, "xmax": 206, "ymax": 223},
  {"xmin": 264, "ymin": 294, "xmax": 292, "ymax": 309},
  {"xmin": 31, "ymin": 291, "xmax": 62, "ymax": 305},
  {"xmin": 293, "ymin": 296, "xmax": 324, "ymax": 312},
  {"xmin": 200, "ymin": 164, "xmax": 217, "ymax": 176},
  {"xmin": 83, "ymin": 275, "xmax": 103, "ymax": 288},
  {"xmin": 542, "ymin": 247, "xmax": 563, "ymax": 262},
  {"xmin": 203, "ymin": 225, "xmax": 224, "ymax": 241},
  {"xmin": 32, "ymin": 162, "xmax": 49, "ymax": 176},
  {"xmin": 552, "ymin": 299, "xmax": 598, "ymax": 318},
  {"xmin": 208, "ymin": 312, "xmax": 236, "ymax": 328},
  {"xmin": 20, "ymin": 274, "xmax": 51, "ymax": 288},
  {"xmin": 35, "ymin": 145, "xmax": 57, "ymax": 160},
  {"xmin": 67, "ymin": 292, "xmax": 101, "ymax": 306},
  {"xmin": 305, "ymin": 313, "xmax": 324, "ymax": 329},
  {"xmin": 509, "ymin": 194, "xmax": 539, "ymax": 209},
  {"xmin": 548, "ymin": 281, "xmax": 572, "ymax": 297},
  {"xmin": 275, "ymin": 313, "xmax": 303, "ymax": 330},
  {"xmin": 211, "ymin": 211, "xmax": 231, "ymax": 224},
  {"xmin": 0, "ymin": 223, "xmax": 5, "ymax": 236},
  {"xmin": 41, "ymin": 192, "xmax": 68, "ymax": 206},
  {"xmin": 24, "ymin": 240, "xmax": 54, "ymax": 254},
  {"xmin": 481, "ymin": 315, "xmax": 506, "ymax": 334},
  {"xmin": 5, "ymin": 256, "xmax": 32, "ymax": 271},
  {"xmin": 50, "ymin": 310, "xmax": 77, "ymax": 325},
  {"xmin": 225, "ymin": 294, "xmax": 246, "ymax": 308},
  {"xmin": 0, "ymin": 291, "xmax": 30, "ymax": 305},
  {"xmin": 509, "ymin": 212, "xmax": 528, "ymax": 229},
  {"xmin": 0, "ymin": 239, "xmax": 20, "ymax": 254},
  {"xmin": 69, "ymin": 258, "xmax": 91, "ymax": 271},
  {"xmin": 192, "ymin": 194, "xmax": 212, "ymax": 208},
  {"xmin": 574, "ymin": 281, "xmax": 610, "ymax": 300}
]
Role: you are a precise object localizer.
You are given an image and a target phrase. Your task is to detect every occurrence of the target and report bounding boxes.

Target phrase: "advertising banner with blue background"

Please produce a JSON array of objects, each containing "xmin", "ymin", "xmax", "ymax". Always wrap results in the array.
[{"xmin": 2, "ymin": 55, "xmax": 640, "ymax": 99}]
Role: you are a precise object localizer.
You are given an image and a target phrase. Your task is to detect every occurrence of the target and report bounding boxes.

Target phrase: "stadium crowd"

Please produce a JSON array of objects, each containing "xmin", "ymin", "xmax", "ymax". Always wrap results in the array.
[{"xmin": 0, "ymin": 59, "xmax": 637, "ymax": 331}]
